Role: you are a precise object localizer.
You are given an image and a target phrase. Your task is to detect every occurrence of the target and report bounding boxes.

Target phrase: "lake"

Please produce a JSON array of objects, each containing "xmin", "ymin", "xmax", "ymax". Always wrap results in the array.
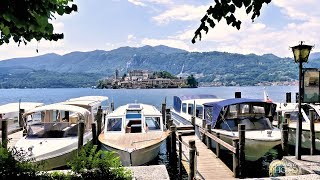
[{"xmin": 0, "ymin": 86, "xmax": 298, "ymax": 107}]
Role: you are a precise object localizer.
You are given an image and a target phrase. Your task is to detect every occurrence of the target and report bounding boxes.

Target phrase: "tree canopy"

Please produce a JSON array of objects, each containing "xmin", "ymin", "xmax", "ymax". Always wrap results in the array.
[
  {"xmin": 0, "ymin": 0, "xmax": 77, "ymax": 46},
  {"xmin": 192, "ymin": 0, "xmax": 272, "ymax": 43}
]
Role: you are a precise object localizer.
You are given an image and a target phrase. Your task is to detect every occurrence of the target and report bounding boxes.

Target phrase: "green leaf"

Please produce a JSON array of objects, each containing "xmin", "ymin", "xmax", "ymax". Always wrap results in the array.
[
  {"xmin": 230, "ymin": 4, "xmax": 236, "ymax": 13},
  {"xmin": 246, "ymin": 5, "xmax": 252, "ymax": 14},
  {"xmin": 2, "ymin": 26, "xmax": 10, "ymax": 36},
  {"xmin": 243, "ymin": 0, "xmax": 251, "ymax": 7},
  {"xmin": 232, "ymin": 0, "xmax": 242, "ymax": 8}
]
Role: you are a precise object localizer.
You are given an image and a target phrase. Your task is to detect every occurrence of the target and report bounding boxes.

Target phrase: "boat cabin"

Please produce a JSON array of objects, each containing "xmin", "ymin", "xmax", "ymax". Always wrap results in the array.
[
  {"xmin": 23, "ymin": 104, "xmax": 90, "ymax": 138},
  {"xmin": 204, "ymin": 98, "xmax": 276, "ymax": 131},
  {"xmin": 104, "ymin": 104, "xmax": 163, "ymax": 134},
  {"xmin": 173, "ymin": 95, "xmax": 219, "ymax": 119}
]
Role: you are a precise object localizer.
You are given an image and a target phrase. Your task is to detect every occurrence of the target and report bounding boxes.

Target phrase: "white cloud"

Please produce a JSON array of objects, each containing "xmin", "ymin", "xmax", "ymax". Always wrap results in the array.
[
  {"xmin": 153, "ymin": 4, "xmax": 208, "ymax": 24},
  {"xmin": 141, "ymin": 38, "xmax": 193, "ymax": 51},
  {"xmin": 128, "ymin": 0, "xmax": 172, "ymax": 7}
]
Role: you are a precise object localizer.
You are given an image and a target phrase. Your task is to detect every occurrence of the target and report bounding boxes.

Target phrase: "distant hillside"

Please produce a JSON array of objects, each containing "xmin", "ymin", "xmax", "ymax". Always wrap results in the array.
[{"xmin": 1, "ymin": 45, "xmax": 320, "ymax": 88}]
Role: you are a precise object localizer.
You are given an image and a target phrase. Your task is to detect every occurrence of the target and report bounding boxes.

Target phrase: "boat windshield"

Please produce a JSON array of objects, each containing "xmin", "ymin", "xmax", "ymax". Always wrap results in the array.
[
  {"xmin": 145, "ymin": 117, "xmax": 161, "ymax": 131},
  {"xmin": 218, "ymin": 117, "xmax": 272, "ymax": 131},
  {"xmin": 26, "ymin": 122, "xmax": 80, "ymax": 138},
  {"xmin": 107, "ymin": 118, "xmax": 122, "ymax": 132}
]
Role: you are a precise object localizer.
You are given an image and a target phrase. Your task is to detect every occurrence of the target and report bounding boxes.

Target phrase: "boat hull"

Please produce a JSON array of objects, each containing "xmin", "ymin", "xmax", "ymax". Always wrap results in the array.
[
  {"xmin": 101, "ymin": 140, "xmax": 163, "ymax": 166},
  {"xmin": 14, "ymin": 132, "xmax": 92, "ymax": 170},
  {"xmin": 288, "ymin": 128, "xmax": 320, "ymax": 150}
]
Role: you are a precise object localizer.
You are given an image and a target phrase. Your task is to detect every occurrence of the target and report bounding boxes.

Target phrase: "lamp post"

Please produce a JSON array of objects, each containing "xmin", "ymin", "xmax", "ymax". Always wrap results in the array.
[{"xmin": 290, "ymin": 41, "xmax": 313, "ymax": 160}]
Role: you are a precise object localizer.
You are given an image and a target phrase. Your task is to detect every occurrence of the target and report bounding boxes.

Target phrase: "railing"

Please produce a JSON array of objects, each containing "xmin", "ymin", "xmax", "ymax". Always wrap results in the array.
[{"xmin": 198, "ymin": 119, "xmax": 245, "ymax": 178}]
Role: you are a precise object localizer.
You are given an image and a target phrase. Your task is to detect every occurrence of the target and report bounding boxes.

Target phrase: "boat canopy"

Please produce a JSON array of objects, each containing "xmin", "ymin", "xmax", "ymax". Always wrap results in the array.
[
  {"xmin": 67, "ymin": 96, "xmax": 108, "ymax": 102},
  {"xmin": 203, "ymin": 98, "xmax": 273, "ymax": 127},
  {"xmin": 24, "ymin": 104, "xmax": 90, "ymax": 118},
  {"xmin": 0, "ymin": 102, "xmax": 43, "ymax": 114},
  {"xmin": 173, "ymin": 94, "xmax": 217, "ymax": 113}
]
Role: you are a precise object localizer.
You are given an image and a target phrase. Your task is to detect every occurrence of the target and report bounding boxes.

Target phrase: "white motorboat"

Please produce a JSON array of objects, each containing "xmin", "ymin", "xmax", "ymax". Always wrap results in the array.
[
  {"xmin": 0, "ymin": 102, "xmax": 43, "ymax": 129},
  {"xmin": 14, "ymin": 104, "xmax": 92, "ymax": 170},
  {"xmin": 98, "ymin": 103, "xmax": 169, "ymax": 166},
  {"xmin": 61, "ymin": 96, "xmax": 110, "ymax": 121},
  {"xmin": 171, "ymin": 95, "xmax": 281, "ymax": 161},
  {"xmin": 274, "ymin": 102, "xmax": 320, "ymax": 150}
]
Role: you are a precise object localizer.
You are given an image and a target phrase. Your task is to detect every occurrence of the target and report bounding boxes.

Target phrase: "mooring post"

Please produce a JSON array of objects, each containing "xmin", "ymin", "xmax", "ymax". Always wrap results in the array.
[
  {"xmin": 216, "ymin": 133, "xmax": 220, "ymax": 158},
  {"xmin": 18, "ymin": 109, "xmax": 25, "ymax": 128},
  {"xmin": 91, "ymin": 123, "xmax": 97, "ymax": 145},
  {"xmin": 206, "ymin": 124, "xmax": 212, "ymax": 149},
  {"xmin": 201, "ymin": 119, "xmax": 206, "ymax": 143},
  {"xmin": 1, "ymin": 119, "xmax": 8, "ymax": 149},
  {"xmin": 310, "ymin": 109, "xmax": 316, "ymax": 155},
  {"xmin": 235, "ymin": 92, "xmax": 241, "ymax": 98},
  {"xmin": 78, "ymin": 121, "xmax": 85, "ymax": 154},
  {"xmin": 277, "ymin": 112, "xmax": 282, "ymax": 128},
  {"xmin": 238, "ymin": 124, "xmax": 245, "ymax": 178},
  {"xmin": 188, "ymin": 140, "xmax": 196, "ymax": 180},
  {"xmin": 286, "ymin": 92, "xmax": 291, "ymax": 103},
  {"xmin": 162, "ymin": 103, "xmax": 166, "ymax": 127},
  {"xmin": 97, "ymin": 107, "xmax": 102, "ymax": 136},
  {"xmin": 178, "ymin": 133, "xmax": 182, "ymax": 180},
  {"xmin": 232, "ymin": 138, "xmax": 239, "ymax": 178},
  {"xmin": 166, "ymin": 109, "xmax": 171, "ymax": 129},
  {"xmin": 295, "ymin": 92, "xmax": 299, "ymax": 103},
  {"xmin": 111, "ymin": 101, "xmax": 115, "ymax": 111},
  {"xmin": 191, "ymin": 116, "xmax": 195, "ymax": 128},
  {"xmin": 281, "ymin": 123, "xmax": 289, "ymax": 156},
  {"xmin": 166, "ymin": 125, "xmax": 172, "ymax": 155},
  {"xmin": 170, "ymin": 125, "xmax": 177, "ymax": 154}
]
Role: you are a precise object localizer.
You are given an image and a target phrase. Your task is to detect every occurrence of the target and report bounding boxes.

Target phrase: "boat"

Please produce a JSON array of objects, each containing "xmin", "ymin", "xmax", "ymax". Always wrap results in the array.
[
  {"xmin": 14, "ymin": 104, "xmax": 92, "ymax": 170},
  {"xmin": 171, "ymin": 95, "xmax": 281, "ymax": 161},
  {"xmin": 0, "ymin": 102, "xmax": 43, "ymax": 130},
  {"xmin": 98, "ymin": 103, "xmax": 169, "ymax": 166},
  {"xmin": 274, "ymin": 102, "xmax": 320, "ymax": 150},
  {"xmin": 61, "ymin": 96, "xmax": 110, "ymax": 120}
]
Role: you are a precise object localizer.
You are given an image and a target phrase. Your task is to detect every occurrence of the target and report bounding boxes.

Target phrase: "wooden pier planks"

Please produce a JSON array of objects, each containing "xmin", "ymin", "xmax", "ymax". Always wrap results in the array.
[{"xmin": 179, "ymin": 135, "xmax": 234, "ymax": 180}]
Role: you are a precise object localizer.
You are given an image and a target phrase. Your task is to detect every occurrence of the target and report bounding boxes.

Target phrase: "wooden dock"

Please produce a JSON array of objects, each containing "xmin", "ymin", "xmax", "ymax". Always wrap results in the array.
[{"xmin": 178, "ymin": 134, "xmax": 234, "ymax": 180}]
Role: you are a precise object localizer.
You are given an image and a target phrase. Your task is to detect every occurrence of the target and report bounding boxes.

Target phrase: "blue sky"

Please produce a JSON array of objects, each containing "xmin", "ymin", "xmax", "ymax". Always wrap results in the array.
[{"xmin": 0, "ymin": 0, "xmax": 319, "ymax": 60}]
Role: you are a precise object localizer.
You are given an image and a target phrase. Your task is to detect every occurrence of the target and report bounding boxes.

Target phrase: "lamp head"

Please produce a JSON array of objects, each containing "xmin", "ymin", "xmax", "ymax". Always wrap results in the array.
[{"xmin": 291, "ymin": 41, "xmax": 314, "ymax": 63}]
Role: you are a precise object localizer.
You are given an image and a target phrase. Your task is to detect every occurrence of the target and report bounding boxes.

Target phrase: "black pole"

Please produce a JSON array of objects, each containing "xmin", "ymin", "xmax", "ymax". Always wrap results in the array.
[
  {"xmin": 296, "ymin": 61, "xmax": 303, "ymax": 160},
  {"xmin": 310, "ymin": 110, "xmax": 316, "ymax": 155}
]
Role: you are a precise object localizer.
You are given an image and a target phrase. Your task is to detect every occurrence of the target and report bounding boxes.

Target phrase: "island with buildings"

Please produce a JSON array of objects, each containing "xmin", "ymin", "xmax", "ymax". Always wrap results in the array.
[{"xmin": 96, "ymin": 70, "xmax": 198, "ymax": 89}]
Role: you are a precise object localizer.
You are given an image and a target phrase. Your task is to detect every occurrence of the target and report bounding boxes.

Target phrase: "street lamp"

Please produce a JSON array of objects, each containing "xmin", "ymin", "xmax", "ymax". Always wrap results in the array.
[{"xmin": 290, "ymin": 41, "xmax": 313, "ymax": 160}]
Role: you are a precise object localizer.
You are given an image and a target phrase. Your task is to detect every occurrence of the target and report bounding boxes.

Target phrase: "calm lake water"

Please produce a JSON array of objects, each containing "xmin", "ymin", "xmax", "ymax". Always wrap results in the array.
[
  {"xmin": 0, "ymin": 86, "xmax": 298, "ymax": 107},
  {"xmin": 0, "ymin": 86, "xmax": 299, "ymax": 178}
]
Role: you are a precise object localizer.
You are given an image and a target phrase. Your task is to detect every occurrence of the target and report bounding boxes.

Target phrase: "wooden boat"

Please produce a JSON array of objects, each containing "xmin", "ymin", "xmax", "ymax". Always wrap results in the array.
[
  {"xmin": 98, "ymin": 103, "xmax": 169, "ymax": 166},
  {"xmin": 171, "ymin": 95, "xmax": 281, "ymax": 161},
  {"xmin": 14, "ymin": 104, "xmax": 92, "ymax": 170},
  {"xmin": 274, "ymin": 102, "xmax": 320, "ymax": 150}
]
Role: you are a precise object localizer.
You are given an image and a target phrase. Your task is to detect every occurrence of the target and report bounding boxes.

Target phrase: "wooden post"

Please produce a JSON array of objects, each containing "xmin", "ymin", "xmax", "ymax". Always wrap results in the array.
[
  {"xmin": 238, "ymin": 124, "xmax": 245, "ymax": 178},
  {"xmin": 92, "ymin": 123, "xmax": 97, "ymax": 145},
  {"xmin": 235, "ymin": 92, "xmax": 241, "ymax": 98},
  {"xmin": 188, "ymin": 140, "xmax": 196, "ymax": 180},
  {"xmin": 111, "ymin": 101, "xmax": 114, "ymax": 111},
  {"xmin": 216, "ymin": 133, "xmax": 220, "ymax": 158},
  {"xmin": 166, "ymin": 109, "xmax": 171, "ymax": 129},
  {"xmin": 310, "ymin": 110, "xmax": 316, "ymax": 155},
  {"xmin": 206, "ymin": 124, "xmax": 212, "ymax": 149},
  {"xmin": 277, "ymin": 112, "xmax": 282, "ymax": 128},
  {"xmin": 170, "ymin": 125, "xmax": 177, "ymax": 154},
  {"xmin": 178, "ymin": 133, "xmax": 182, "ymax": 180},
  {"xmin": 1, "ymin": 119, "xmax": 8, "ymax": 149},
  {"xmin": 97, "ymin": 107, "xmax": 102, "ymax": 136},
  {"xmin": 201, "ymin": 119, "xmax": 206, "ymax": 143},
  {"xmin": 18, "ymin": 109, "xmax": 25, "ymax": 128},
  {"xmin": 286, "ymin": 92, "xmax": 291, "ymax": 103},
  {"xmin": 78, "ymin": 121, "xmax": 85, "ymax": 154},
  {"xmin": 232, "ymin": 138, "xmax": 239, "ymax": 178},
  {"xmin": 166, "ymin": 129, "xmax": 171, "ymax": 155},
  {"xmin": 281, "ymin": 123, "xmax": 289, "ymax": 156},
  {"xmin": 191, "ymin": 116, "xmax": 195, "ymax": 128},
  {"xmin": 162, "ymin": 103, "xmax": 166, "ymax": 127},
  {"xmin": 295, "ymin": 92, "xmax": 299, "ymax": 103}
]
